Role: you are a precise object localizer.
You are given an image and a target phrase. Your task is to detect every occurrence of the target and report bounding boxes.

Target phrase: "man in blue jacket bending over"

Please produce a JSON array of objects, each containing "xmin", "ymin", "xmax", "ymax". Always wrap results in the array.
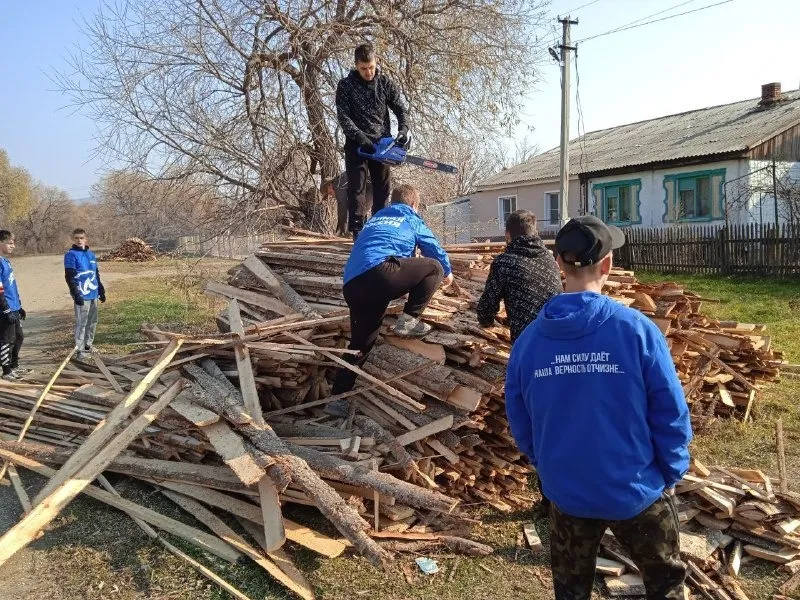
[
  {"xmin": 505, "ymin": 215, "xmax": 692, "ymax": 600},
  {"xmin": 332, "ymin": 184, "xmax": 453, "ymax": 394}
]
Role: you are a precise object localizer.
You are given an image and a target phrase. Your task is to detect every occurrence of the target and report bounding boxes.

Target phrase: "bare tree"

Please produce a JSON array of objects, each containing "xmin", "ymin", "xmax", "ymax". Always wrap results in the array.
[
  {"xmin": 725, "ymin": 161, "xmax": 800, "ymax": 228},
  {"xmin": 56, "ymin": 0, "xmax": 549, "ymax": 233},
  {"xmin": 13, "ymin": 185, "xmax": 74, "ymax": 253}
]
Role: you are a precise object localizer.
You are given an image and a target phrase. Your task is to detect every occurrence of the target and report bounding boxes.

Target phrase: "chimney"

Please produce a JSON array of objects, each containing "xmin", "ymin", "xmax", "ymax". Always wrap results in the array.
[{"xmin": 759, "ymin": 82, "xmax": 782, "ymax": 106}]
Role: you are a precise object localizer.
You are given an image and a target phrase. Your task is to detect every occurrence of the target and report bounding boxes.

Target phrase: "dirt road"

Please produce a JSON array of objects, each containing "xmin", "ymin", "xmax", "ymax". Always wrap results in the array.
[{"xmin": 0, "ymin": 254, "xmax": 136, "ymax": 599}]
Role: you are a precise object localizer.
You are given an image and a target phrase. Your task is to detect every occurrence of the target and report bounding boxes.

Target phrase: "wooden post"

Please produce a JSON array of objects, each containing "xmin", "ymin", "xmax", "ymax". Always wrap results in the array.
[{"xmin": 776, "ymin": 418, "xmax": 788, "ymax": 494}]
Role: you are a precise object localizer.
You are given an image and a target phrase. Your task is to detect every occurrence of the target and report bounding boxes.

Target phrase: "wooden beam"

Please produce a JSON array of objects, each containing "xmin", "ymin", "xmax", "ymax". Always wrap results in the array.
[
  {"xmin": 0, "ymin": 378, "xmax": 183, "ymax": 567},
  {"xmin": 228, "ymin": 300, "xmax": 286, "ymax": 552},
  {"xmin": 170, "ymin": 397, "xmax": 219, "ymax": 427},
  {"xmin": 92, "ymin": 355, "xmax": 125, "ymax": 393},
  {"xmin": 204, "ymin": 281, "xmax": 294, "ymax": 316},
  {"xmin": 386, "ymin": 415, "xmax": 454, "ymax": 449},
  {"xmin": 31, "ymin": 340, "xmax": 181, "ymax": 506}
]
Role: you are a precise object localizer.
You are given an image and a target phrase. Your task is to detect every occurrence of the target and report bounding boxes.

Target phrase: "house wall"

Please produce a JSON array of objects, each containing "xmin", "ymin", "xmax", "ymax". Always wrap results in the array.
[
  {"xmin": 745, "ymin": 159, "xmax": 800, "ymax": 225},
  {"xmin": 587, "ymin": 158, "xmax": 752, "ymax": 228},
  {"xmin": 468, "ymin": 178, "xmax": 582, "ymax": 239}
]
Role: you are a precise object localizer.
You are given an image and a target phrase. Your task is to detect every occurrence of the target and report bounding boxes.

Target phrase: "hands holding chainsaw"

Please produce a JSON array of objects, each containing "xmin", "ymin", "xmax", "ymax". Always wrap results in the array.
[{"xmin": 359, "ymin": 128, "xmax": 409, "ymax": 156}]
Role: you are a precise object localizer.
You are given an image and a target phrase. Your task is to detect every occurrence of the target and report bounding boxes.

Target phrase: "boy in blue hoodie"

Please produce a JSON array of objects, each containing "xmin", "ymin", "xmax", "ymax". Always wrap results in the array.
[
  {"xmin": 64, "ymin": 228, "xmax": 106, "ymax": 361},
  {"xmin": 505, "ymin": 215, "xmax": 691, "ymax": 600},
  {"xmin": 332, "ymin": 184, "xmax": 452, "ymax": 394},
  {"xmin": 0, "ymin": 231, "xmax": 30, "ymax": 380}
]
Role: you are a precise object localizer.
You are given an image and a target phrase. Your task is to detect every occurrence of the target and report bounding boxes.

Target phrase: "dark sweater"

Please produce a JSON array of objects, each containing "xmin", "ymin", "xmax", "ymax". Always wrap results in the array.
[
  {"xmin": 476, "ymin": 235, "xmax": 562, "ymax": 342},
  {"xmin": 335, "ymin": 70, "xmax": 408, "ymax": 147}
]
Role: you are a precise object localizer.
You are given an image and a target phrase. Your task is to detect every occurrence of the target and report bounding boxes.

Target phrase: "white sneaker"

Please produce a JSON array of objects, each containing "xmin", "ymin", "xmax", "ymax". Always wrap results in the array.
[
  {"xmin": 2, "ymin": 372, "xmax": 21, "ymax": 381},
  {"xmin": 75, "ymin": 351, "xmax": 91, "ymax": 362},
  {"xmin": 393, "ymin": 313, "xmax": 432, "ymax": 338},
  {"xmin": 84, "ymin": 346, "xmax": 100, "ymax": 354},
  {"xmin": 11, "ymin": 367, "xmax": 33, "ymax": 377}
]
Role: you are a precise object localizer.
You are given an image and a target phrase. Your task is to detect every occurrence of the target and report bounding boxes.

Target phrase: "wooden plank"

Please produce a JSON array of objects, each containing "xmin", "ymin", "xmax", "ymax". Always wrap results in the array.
[
  {"xmin": 31, "ymin": 341, "xmax": 181, "ymax": 506},
  {"xmin": 384, "ymin": 336, "xmax": 446, "ymax": 364},
  {"xmin": 7, "ymin": 463, "xmax": 31, "ymax": 513},
  {"xmin": 776, "ymin": 418, "xmax": 788, "ymax": 494},
  {"xmin": 202, "ymin": 421, "xmax": 266, "ymax": 486},
  {"xmin": 92, "ymin": 355, "xmax": 125, "ymax": 393},
  {"xmin": 162, "ymin": 490, "xmax": 315, "ymax": 600},
  {"xmin": 389, "ymin": 415, "xmax": 454, "ymax": 448},
  {"xmin": 445, "ymin": 385, "xmax": 482, "ymax": 412},
  {"xmin": 242, "ymin": 254, "xmax": 282, "ymax": 296},
  {"xmin": 1, "ymin": 448, "xmax": 240, "ymax": 563},
  {"xmin": 170, "ymin": 397, "xmax": 219, "ymax": 427},
  {"xmin": 228, "ymin": 300, "xmax": 286, "ymax": 553},
  {"xmin": 523, "ymin": 522, "xmax": 542, "ymax": 551},
  {"xmin": 596, "ymin": 557, "xmax": 626, "ymax": 577},
  {"xmin": 605, "ymin": 574, "xmax": 646, "ymax": 597},
  {"xmin": 744, "ymin": 545, "xmax": 798, "ymax": 564},
  {"xmin": 728, "ymin": 541, "xmax": 743, "ymax": 576},
  {"xmin": 0, "ymin": 378, "xmax": 184, "ymax": 567},
  {"xmin": 697, "ymin": 487, "xmax": 737, "ymax": 517},
  {"xmin": 204, "ymin": 281, "xmax": 294, "ymax": 316}
]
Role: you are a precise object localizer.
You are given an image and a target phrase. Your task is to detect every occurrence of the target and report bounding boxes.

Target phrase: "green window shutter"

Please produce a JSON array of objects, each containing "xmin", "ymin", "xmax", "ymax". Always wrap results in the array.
[
  {"xmin": 663, "ymin": 178, "xmax": 676, "ymax": 222},
  {"xmin": 592, "ymin": 187, "xmax": 602, "ymax": 216},
  {"xmin": 631, "ymin": 182, "xmax": 641, "ymax": 223},
  {"xmin": 710, "ymin": 173, "xmax": 724, "ymax": 219}
]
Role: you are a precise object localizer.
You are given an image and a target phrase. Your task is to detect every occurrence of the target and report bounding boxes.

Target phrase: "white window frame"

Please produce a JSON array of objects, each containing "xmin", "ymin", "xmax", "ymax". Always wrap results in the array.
[
  {"xmin": 543, "ymin": 191, "xmax": 561, "ymax": 229},
  {"xmin": 497, "ymin": 195, "xmax": 517, "ymax": 231}
]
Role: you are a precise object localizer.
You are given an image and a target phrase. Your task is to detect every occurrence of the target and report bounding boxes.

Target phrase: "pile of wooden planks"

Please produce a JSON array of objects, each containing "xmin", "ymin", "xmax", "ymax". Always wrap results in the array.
[
  {"xmin": 99, "ymin": 237, "xmax": 157, "ymax": 262},
  {"xmin": 595, "ymin": 457, "xmax": 800, "ymax": 599}
]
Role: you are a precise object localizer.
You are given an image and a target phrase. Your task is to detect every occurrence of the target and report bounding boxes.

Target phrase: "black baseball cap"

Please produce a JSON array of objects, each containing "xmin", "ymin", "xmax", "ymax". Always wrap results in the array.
[{"xmin": 555, "ymin": 215, "xmax": 626, "ymax": 267}]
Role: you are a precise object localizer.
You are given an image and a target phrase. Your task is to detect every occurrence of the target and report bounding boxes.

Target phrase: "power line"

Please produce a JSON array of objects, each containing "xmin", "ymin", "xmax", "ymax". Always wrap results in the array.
[
  {"xmin": 560, "ymin": 0, "xmax": 602, "ymax": 16},
  {"xmin": 576, "ymin": 0, "xmax": 732, "ymax": 44},
  {"xmin": 574, "ymin": 50, "xmax": 589, "ymax": 212}
]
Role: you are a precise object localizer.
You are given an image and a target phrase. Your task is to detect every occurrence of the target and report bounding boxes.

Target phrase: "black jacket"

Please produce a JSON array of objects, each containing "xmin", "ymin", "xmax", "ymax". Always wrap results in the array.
[
  {"xmin": 335, "ymin": 70, "xmax": 408, "ymax": 147},
  {"xmin": 476, "ymin": 235, "xmax": 562, "ymax": 342}
]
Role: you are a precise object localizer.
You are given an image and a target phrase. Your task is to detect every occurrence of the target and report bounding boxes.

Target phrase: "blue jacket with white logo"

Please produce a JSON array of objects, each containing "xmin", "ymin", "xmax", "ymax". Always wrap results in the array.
[
  {"xmin": 343, "ymin": 204, "xmax": 451, "ymax": 284},
  {"xmin": 505, "ymin": 291, "xmax": 692, "ymax": 520},
  {"xmin": 64, "ymin": 246, "xmax": 103, "ymax": 301},
  {"xmin": 0, "ymin": 257, "xmax": 22, "ymax": 311}
]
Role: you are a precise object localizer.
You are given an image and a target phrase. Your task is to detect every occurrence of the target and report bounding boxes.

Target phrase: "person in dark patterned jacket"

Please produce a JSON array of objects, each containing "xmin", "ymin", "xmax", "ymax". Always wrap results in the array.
[
  {"xmin": 477, "ymin": 210, "xmax": 563, "ymax": 343},
  {"xmin": 336, "ymin": 42, "xmax": 408, "ymax": 239}
]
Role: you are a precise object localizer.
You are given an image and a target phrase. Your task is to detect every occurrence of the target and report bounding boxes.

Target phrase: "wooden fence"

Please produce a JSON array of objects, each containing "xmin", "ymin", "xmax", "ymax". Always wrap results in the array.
[
  {"xmin": 617, "ymin": 223, "xmax": 800, "ymax": 275},
  {"xmin": 175, "ymin": 233, "xmax": 280, "ymax": 259}
]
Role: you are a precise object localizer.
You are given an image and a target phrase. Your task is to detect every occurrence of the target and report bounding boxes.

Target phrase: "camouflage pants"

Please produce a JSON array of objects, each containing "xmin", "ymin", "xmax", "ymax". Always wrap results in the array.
[{"xmin": 549, "ymin": 493, "xmax": 685, "ymax": 600}]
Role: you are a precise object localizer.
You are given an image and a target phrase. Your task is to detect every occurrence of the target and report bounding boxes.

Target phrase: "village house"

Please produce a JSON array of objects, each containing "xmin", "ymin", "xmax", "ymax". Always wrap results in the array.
[{"xmin": 463, "ymin": 83, "xmax": 800, "ymax": 239}]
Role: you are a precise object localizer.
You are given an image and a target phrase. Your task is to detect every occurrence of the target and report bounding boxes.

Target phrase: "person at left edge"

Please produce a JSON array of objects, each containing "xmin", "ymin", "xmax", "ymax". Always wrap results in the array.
[
  {"xmin": 0, "ymin": 230, "xmax": 32, "ymax": 380},
  {"xmin": 336, "ymin": 42, "xmax": 409, "ymax": 240},
  {"xmin": 65, "ymin": 228, "xmax": 106, "ymax": 362},
  {"xmin": 331, "ymin": 184, "xmax": 452, "ymax": 395}
]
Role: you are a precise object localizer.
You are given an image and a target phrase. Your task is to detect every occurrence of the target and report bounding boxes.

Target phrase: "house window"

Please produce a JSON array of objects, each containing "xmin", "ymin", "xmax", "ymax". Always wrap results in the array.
[
  {"xmin": 544, "ymin": 192, "xmax": 560, "ymax": 227},
  {"xmin": 663, "ymin": 169, "xmax": 726, "ymax": 223},
  {"xmin": 497, "ymin": 195, "xmax": 516, "ymax": 230},
  {"xmin": 592, "ymin": 179, "xmax": 641, "ymax": 225}
]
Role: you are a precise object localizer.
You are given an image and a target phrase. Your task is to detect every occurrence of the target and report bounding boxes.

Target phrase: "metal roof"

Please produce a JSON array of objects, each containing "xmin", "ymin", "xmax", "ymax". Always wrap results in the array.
[{"xmin": 476, "ymin": 90, "xmax": 800, "ymax": 190}]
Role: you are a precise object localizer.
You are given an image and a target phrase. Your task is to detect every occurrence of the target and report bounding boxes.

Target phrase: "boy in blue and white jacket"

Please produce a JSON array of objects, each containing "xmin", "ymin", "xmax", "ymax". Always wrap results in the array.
[
  {"xmin": 332, "ymin": 184, "xmax": 452, "ymax": 394},
  {"xmin": 64, "ymin": 228, "xmax": 106, "ymax": 361},
  {"xmin": 506, "ymin": 216, "xmax": 692, "ymax": 600},
  {"xmin": 0, "ymin": 231, "xmax": 31, "ymax": 380}
]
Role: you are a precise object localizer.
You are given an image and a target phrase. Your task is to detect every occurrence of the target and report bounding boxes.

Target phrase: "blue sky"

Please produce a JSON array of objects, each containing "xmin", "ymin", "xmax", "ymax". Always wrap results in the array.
[{"xmin": 0, "ymin": 0, "xmax": 797, "ymax": 199}]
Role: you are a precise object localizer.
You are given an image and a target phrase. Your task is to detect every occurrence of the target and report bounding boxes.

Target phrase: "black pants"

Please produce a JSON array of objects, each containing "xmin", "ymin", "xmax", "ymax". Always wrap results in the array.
[
  {"xmin": 0, "ymin": 313, "xmax": 24, "ymax": 374},
  {"xmin": 549, "ymin": 494, "xmax": 685, "ymax": 600},
  {"xmin": 344, "ymin": 140, "xmax": 391, "ymax": 237},
  {"xmin": 332, "ymin": 257, "xmax": 444, "ymax": 394}
]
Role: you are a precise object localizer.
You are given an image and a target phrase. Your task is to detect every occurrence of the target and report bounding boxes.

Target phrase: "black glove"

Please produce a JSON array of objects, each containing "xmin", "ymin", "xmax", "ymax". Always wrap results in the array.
[
  {"xmin": 359, "ymin": 142, "xmax": 376, "ymax": 155},
  {"xmin": 18, "ymin": 308, "xmax": 26, "ymax": 320},
  {"xmin": 3, "ymin": 310, "xmax": 19, "ymax": 325},
  {"xmin": 73, "ymin": 296, "xmax": 84, "ymax": 307},
  {"xmin": 99, "ymin": 292, "xmax": 106, "ymax": 303},
  {"xmin": 396, "ymin": 129, "xmax": 410, "ymax": 147}
]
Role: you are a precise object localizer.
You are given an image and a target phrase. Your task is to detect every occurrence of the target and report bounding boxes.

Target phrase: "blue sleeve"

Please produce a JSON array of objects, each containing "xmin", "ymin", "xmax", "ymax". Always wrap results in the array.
[
  {"xmin": 642, "ymin": 322, "xmax": 692, "ymax": 487},
  {"xmin": 412, "ymin": 217, "xmax": 451, "ymax": 276},
  {"xmin": 64, "ymin": 251, "xmax": 76, "ymax": 269},
  {"xmin": 505, "ymin": 344, "xmax": 536, "ymax": 466}
]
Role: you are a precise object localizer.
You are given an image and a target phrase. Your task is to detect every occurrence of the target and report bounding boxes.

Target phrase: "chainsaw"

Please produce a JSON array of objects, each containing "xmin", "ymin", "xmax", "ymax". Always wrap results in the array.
[{"xmin": 357, "ymin": 135, "xmax": 458, "ymax": 174}]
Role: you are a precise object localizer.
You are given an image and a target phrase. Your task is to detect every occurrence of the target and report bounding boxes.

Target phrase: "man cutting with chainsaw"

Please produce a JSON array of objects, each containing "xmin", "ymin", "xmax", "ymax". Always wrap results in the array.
[{"xmin": 336, "ymin": 42, "xmax": 408, "ymax": 239}]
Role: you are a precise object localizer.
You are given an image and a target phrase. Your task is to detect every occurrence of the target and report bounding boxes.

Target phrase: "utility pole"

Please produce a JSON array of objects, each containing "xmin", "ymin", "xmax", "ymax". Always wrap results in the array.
[{"xmin": 558, "ymin": 16, "xmax": 578, "ymax": 226}]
